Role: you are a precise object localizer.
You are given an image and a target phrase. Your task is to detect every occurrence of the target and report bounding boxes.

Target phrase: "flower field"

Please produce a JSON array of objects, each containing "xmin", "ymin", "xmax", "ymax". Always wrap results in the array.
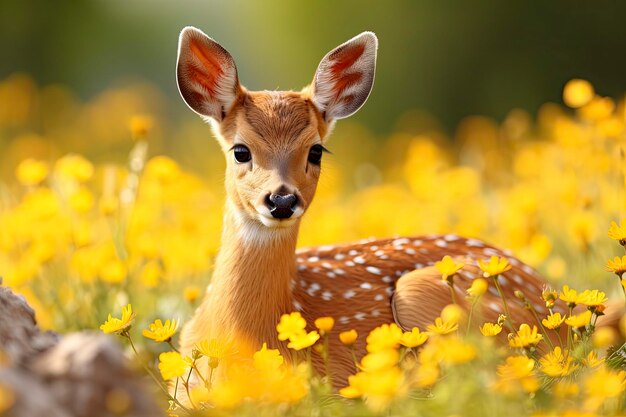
[{"xmin": 0, "ymin": 73, "xmax": 625, "ymax": 416}]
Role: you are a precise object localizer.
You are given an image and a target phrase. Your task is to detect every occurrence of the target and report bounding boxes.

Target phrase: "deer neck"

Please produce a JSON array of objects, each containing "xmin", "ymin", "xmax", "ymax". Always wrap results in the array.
[{"xmin": 206, "ymin": 199, "xmax": 298, "ymax": 352}]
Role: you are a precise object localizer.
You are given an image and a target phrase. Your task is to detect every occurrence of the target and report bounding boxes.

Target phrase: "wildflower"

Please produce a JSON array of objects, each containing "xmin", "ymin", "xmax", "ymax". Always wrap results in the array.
[
  {"xmin": 99, "ymin": 259, "xmax": 127, "ymax": 284},
  {"xmin": 467, "ymin": 278, "xmax": 488, "ymax": 298},
  {"xmin": 563, "ymin": 79, "xmax": 594, "ymax": 108},
  {"xmin": 582, "ymin": 351, "xmax": 603, "ymax": 368},
  {"xmin": 508, "ymin": 323, "xmax": 542, "ymax": 348},
  {"xmin": 435, "ymin": 255, "xmax": 464, "ymax": 282},
  {"xmin": 592, "ymin": 327, "xmax": 617, "ymax": 348},
  {"xmin": 54, "ymin": 154, "xmax": 94, "ymax": 182},
  {"xmin": 360, "ymin": 349, "xmax": 400, "ymax": 372},
  {"xmin": 0, "ymin": 383, "xmax": 15, "ymax": 413},
  {"xmin": 559, "ymin": 285, "xmax": 580, "ymax": 306},
  {"xmin": 314, "ymin": 316, "xmax": 335, "ymax": 334},
  {"xmin": 578, "ymin": 289, "xmax": 608, "ymax": 307},
  {"xmin": 287, "ymin": 330, "xmax": 320, "ymax": 350},
  {"xmin": 542, "ymin": 288, "xmax": 558, "ymax": 309},
  {"xmin": 277, "ymin": 312, "xmax": 307, "ymax": 341},
  {"xmin": 138, "ymin": 260, "xmax": 161, "ymax": 288},
  {"xmin": 427, "ymin": 317, "xmax": 459, "ymax": 335},
  {"xmin": 183, "ymin": 286, "xmax": 202, "ymax": 303},
  {"xmin": 607, "ymin": 256, "xmax": 626, "ymax": 277},
  {"xmin": 253, "ymin": 343, "xmax": 283, "ymax": 372},
  {"xmin": 339, "ymin": 329, "xmax": 358, "ymax": 346},
  {"xmin": 441, "ymin": 303, "xmax": 465, "ymax": 324},
  {"xmin": 366, "ymin": 323, "xmax": 402, "ymax": 352},
  {"xmin": 608, "ymin": 219, "xmax": 626, "ymax": 244},
  {"xmin": 480, "ymin": 322, "xmax": 502, "ymax": 337},
  {"xmin": 16, "ymin": 158, "xmax": 49, "ymax": 186},
  {"xmin": 400, "ymin": 327, "xmax": 428, "ymax": 348},
  {"xmin": 68, "ymin": 187, "xmax": 94, "ymax": 213},
  {"xmin": 584, "ymin": 365, "xmax": 626, "ymax": 402},
  {"xmin": 142, "ymin": 319, "xmax": 178, "ymax": 342},
  {"xmin": 129, "ymin": 114, "xmax": 154, "ymax": 140},
  {"xmin": 100, "ymin": 304, "xmax": 135, "ymax": 334},
  {"xmin": 539, "ymin": 347, "xmax": 578, "ymax": 377},
  {"xmin": 565, "ymin": 310, "xmax": 592, "ymax": 328},
  {"xmin": 195, "ymin": 339, "xmax": 231, "ymax": 367},
  {"xmin": 341, "ymin": 367, "xmax": 405, "ymax": 411},
  {"xmin": 437, "ymin": 337, "xmax": 477, "ymax": 364},
  {"xmin": 158, "ymin": 351, "xmax": 191, "ymax": 380},
  {"xmin": 542, "ymin": 312, "xmax": 566, "ymax": 329},
  {"xmin": 478, "ymin": 256, "xmax": 512, "ymax": 278},
  {"xmin": 495, "ymin": 355, "xmax": 539, "ymax": 394}
]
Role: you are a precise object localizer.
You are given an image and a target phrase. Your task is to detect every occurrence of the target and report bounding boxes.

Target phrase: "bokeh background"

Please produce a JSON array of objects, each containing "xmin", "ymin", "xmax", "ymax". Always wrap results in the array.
[{"xmin": 0, "ymin": 0, "xmax": 624, "ymax": 333}]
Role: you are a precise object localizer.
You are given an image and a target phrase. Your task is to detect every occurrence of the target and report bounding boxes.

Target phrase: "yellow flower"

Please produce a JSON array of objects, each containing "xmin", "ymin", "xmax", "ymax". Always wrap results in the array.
[
  {"xmin": 564, "ymin": 310, "xmax": 592, "ymax": 328},
  {"xmin": 366, "ymin": 323, "xmax": 402, "ymax": 352},
  {"xmin": 314, "ymin": 316, "xmax": 335, "ymax": 333},
  {"xmin": 542, "ymin": 312, "xmax": 566, "ymax": 329},
  {"xmin": 253, "ymin": 343, "xmax": 283, "ymax": 371},
  {"xmin": 195, "ymin": 339, "xmax": 232, "ymax": 362},
  {"xmin": 592, "ymin": 327, "xmax": 617, "ymax": 349},
  {"xmin": 339, "ymin": 329, "xmax": 358, "ymax": 346},
  {"xmin": 436, "ymin": 336, "xmax": 477, "ymax": 364},
  {"xmin": 559, "ymin": 284, "xmax": 580, "ymax": 306},
  {"xmin": 434, "ymin": 255, "xmax": 464, "ymax": 281},
  {"xmin": 478, "ymin": 256, "xmax": 512, "ymax": 278},
  {"xmin": 607, "ymin": 256, "xmax": 626, "ymax": 276},
  {"xmin": 467, "ymin": 278, "xmax": 488, "ymax": 298},
  {"xmin": 99, "ymin": 259, "xmax": 127, "ymax": 284},
  {"xmin": 16, "ymin": 158, "xmax": 49, "ymax": 186},
  {"xmin": 142, "ymin": 319, "xmax": 178, "ymax": 342},
  {"xmin": 563, "ymin": 79, "xmax": 594, "ymax": 108},
  {"xmin": 287, "ymin": 330, "xmax": 320, "ymax": 351},
  {"xmin": 539, "ymin": 347, "xmax": 578, "ymax": 377},
  {"xmin": 54, "ymin": 154, "xmax": 94, "ymax": 182},
  {"xmin": 100, "ymin": 304, "xmax": 135, "ymax": 334},
  {"xmin": 480, "ymin": 322, "xmax": 502, "ymax": 337},
  {"xmin": 400, "ymin": 327, "xmax": 428, "ymax": 348},
  {"xmin": 277, "ymin": 312, "xmax": 307, "ymax": 341},
  {"xmin": 129, "ymin": 114, "xmax": 154, "ymax": 140},
  {"xmin": 360, "ymin": 349, "xmax": 399, "ymax": 372},
  {"xmin": 138, "ymin": 260, "xmax": 161, "ymax": 288},
  {"xmin": 341, "ymin": 367, "xmax": 405, "ymax": 411},
  {"xmin": 183, "ymin": 286, "xmax": 201, "ymax": 303},
  {"xmin": 158, "ymin": 351, "xmax": 191, "ymax": 380},
  {"xmin": 0, "ymin": 383, "xmax": 15, "ymax": 413},
  {"xmin": 577, "ymin": 289, "xmax": 608, "ymax": 307},
  {"xmin": 584, "ymin": 365, "xmax": 626, "ymax": 400},
  {"xmin": 495, "ymin": 355, "xmax": 539, "ymax": 394},
  {"xmin": 608, "ymin": 219, "xmax": 626, "ymax": 243},
  {"xmin": 508, "ymin": 323, "xmax": 542, "ymax": 348},
  {"xmin": 582, "ymin": 351, "xmax": 603, "ymax": 368},
  {"xmin": 427, "ymin": 317, "xmax": 459, "ymax": 335},
  {"xmin": 68, "ymin": 187, "xmax": 94, "ymax": 213}
]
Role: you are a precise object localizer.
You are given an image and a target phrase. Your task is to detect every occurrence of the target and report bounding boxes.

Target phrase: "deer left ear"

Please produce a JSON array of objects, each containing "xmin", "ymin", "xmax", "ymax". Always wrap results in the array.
[{"xmin": 311, "ymin": 32, "xmax": 378, "ymax": 122}]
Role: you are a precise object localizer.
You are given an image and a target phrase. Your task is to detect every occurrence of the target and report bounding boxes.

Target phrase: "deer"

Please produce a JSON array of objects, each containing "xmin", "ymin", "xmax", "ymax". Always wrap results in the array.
[{"xmin": 174, "ymin": 27, "xmax": 616, "ymax": 388}]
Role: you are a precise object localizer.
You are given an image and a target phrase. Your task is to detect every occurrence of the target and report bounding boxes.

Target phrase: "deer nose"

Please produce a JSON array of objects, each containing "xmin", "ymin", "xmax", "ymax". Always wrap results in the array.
[{"xmin": 265, "ymin": 193, "xmax": 298, "ymax": 219}]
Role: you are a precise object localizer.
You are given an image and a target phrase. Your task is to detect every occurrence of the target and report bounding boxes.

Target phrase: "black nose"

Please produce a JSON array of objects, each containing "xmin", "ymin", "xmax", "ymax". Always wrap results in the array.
[{"xmin": 265, "ymin": 193, "xmax": 298, "ymax": 219}]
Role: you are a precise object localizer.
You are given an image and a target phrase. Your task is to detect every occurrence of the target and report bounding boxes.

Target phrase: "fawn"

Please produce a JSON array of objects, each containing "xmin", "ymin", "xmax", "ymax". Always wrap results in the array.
[{"xmin": 175, "ymin": 27, "xmax": 598, "ymax": 385}]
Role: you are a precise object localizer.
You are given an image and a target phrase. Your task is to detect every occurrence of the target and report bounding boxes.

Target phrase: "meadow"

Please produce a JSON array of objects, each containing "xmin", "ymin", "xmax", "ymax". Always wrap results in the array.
[{"xmin": 0, "ymin": 73, "xmax": 625, "ymax": 416}]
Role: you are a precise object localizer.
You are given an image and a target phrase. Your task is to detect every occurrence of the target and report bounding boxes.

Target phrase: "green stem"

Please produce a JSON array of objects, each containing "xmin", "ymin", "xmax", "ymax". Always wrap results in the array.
[
  {"xmin": 466, "ymin": 299, "xmax": 478, "ymax": 336},
  {"xmin": 492, "ymin": 275, "xmax": 515, "ymax": 332},
  {"xmin": 447, "ymin": 279, "xmax": 457, "ymax": 305},
  {"xmin": 184, "ymin": 366, "xmax": 197, "ymax": 409}
]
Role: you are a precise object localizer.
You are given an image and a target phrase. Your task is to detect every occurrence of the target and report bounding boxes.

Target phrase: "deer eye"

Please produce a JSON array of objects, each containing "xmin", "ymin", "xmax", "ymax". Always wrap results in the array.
[
  {"xmin": 233, "ymin": 145, "xmax": 251, "ymax": 163},
  {"xmin": 308, "ymin": 144, "xmax": 324, "ymax": 165}
]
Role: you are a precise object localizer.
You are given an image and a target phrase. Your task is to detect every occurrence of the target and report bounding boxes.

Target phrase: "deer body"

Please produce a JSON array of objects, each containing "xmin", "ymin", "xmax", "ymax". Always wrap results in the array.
[{"xmin": 175, "ymin": 27, "xmax": 551, "ymax": 385}]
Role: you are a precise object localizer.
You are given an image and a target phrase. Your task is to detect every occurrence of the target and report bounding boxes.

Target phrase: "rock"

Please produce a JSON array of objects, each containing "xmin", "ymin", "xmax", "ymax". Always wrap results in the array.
[{"xmin": 0, "ymin": 285, "xmax": 165, "ymax": 417}]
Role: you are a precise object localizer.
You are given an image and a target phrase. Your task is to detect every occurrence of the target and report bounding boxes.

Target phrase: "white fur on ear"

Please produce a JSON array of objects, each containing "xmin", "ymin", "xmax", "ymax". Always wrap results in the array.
[
  {"xmin": 311, "ymin": 32, "xmax": 378, "ymax": 121},
  {"xmin": 176, "ymin": 27, "xmax": 241, "ymax": 122}
]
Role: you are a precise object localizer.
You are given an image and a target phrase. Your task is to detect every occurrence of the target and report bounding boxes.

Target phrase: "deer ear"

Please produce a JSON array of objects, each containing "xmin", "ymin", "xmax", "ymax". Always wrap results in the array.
[
  {"xmin": 176, "ymin": 27, "xmax": 241, "ymax": 122},
  {"xmin": 311, "ymin": 32, "xmax": 378, "ymax": 122}
]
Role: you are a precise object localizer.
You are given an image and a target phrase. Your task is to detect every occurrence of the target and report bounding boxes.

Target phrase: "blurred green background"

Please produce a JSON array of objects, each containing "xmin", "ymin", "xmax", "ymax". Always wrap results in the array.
[{"xmin": 3, "ymin": 0, "xmax": 626, "ymax": 134}]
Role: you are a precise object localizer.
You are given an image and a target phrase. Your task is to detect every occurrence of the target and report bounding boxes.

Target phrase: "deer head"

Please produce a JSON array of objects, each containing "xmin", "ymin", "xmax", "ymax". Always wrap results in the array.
[{"xmin": 176, "ymin": 27, "xmax": 377, "ymax": 233}]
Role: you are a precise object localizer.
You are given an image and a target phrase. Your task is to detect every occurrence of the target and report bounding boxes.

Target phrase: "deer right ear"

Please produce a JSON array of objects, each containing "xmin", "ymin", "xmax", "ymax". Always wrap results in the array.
[{"xmin": 176, "ymin": 27, "xmax": 241, "ymax": 122}]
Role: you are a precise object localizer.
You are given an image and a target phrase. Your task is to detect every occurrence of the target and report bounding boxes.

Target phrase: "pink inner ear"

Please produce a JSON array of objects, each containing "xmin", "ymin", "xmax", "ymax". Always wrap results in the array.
[
  {"xmin": 332, "ymin": 72, "xmax": 363, "ymax": 94},
  {"xmin": 188, "ymin": 39, "xmax": 225, "ymax": 97},
  {"xmin": 330, "ymin": 43, "xmax": 365, "ymax": 75}
]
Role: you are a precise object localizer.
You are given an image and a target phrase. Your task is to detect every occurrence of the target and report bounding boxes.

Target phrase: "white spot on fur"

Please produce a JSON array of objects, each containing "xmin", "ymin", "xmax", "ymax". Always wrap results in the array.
[
  {"xmin": 375, "ymin": 250, "xmax": 385, "ymax": 257},
  {"xmin": 348, "ymin": 250, "xmax": 358, "ymax": 256},
  {"xmin": 466, "ymin": 239, "xmax": 484, "ymax": 247},
  {"xmin": 366, "ymin": 266, "xmax": 381, "ymax": 275},
  {"xmin": 370, "ymin": 245, "xmax": 379, "ymax": 251},
  {"xmin": 380, "ymin": 254, "xmax": 389, "ymax": 259},
  {"xmin": 413, "ymin": 239, "xmax": 423, "ymax": 245},
  {"xmin": 382, "ymin": 276, "xmax": 393, "ymax": 283},
  {"xmin": 522, "ymin": 265, "xmax": 534, "ymax": 275},
  {"xmin": 345, "ymin": 261, "xmax": 355, "ymax": 267},
  {"xmin": 334, "ymin": 268, "xmax": 346, "ymax": 275},
  {"xmin": 317, "ymin": 245, "xmax": 334, "ymax": 252},
  {"xmin": 312, "ymin": 267, "xmax": 320, "ymax": 273},
  {"xmin": 293, "ymin": 301, "xmax": 302, "ymax": 311},
  {"xmin": 297, "ymin": 264, "xmax": 307, "ymax": 271},
  {"xmin": 322, "ymin": 262, "xmax": 333, "ymax": 269},
  {"xmin": 374, "ymin": 294, "xmax": 385, "ymax": 301},
  {"xmin": 405, "ymin": 248, "xmax": 416, "ymax": 255},
  {"xmin": 483, "ymin": 248, "xmax": 500, "ymax": 257},
  {"xmin": 300, "ymin": 280, "xmax": 307, "ymax": 288},
  {"xmin": 339, "ymin": 316, "xmax": 350, "ymax": 324},
  {"xmin": 327, "ymin": 272, "xmax": 336, "ymax": 279},
  {"xmin": 371, "ymin": 309, "xmax": 381, "ymax": 317},
  {"xmin": 419, "ymin": 248, "xmax": 430, "ymax": 254},
  {"xmin": 354, "ymin": 256, "xmax": 366, "ymax": 264},
  {"xmin": 488, "ymin": 301, "xmax": 500, "ymax": 312},
  {"xmin": 385, "ymin": 287, "xmax": 394, "ymax": 296},
  {"xmin": 414, "ymin": 263, "xmax": 424, "ymax": 269},
  {"xmin": 360, "ymin": 282, "xmax": 373, "ymax": 290},
  {"xmin": 321, "ymin": 291, "xmax": 333, "ymax": 301},
  {"xmin": 354, "ymin": 312, "xmax": 366, "ymax": 321},
  {"xmin": 509, "ymin": 258, "xmax": 520, "ymax": 266},
  {"xmin": 344, "ymin": 290, "xmax": 356, "ymax": 299},
  {"xmin": 307, "ymin": 282, "xmax": 321, "ymax": 296},
  {"xmin": 513, "ymin": 274, "xmax": 524, "ymax": 284},
  {"xmin": 334, "ymin": 253, "xmax": 345, "ymax": 260},
  {"xmin": 393, "ymin": 238, "xmax": 410, "ymax": 246},
  {"xmin": 308, "ymin": 256, "xmax": 320, "ymax": 262},
  {"xmin": 435, "ymin": 239, "xmax": 447, "ymax": 248},
  {"xmin": 444, "ymin": 234, "xmax": 459, "ymax": 242}
]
